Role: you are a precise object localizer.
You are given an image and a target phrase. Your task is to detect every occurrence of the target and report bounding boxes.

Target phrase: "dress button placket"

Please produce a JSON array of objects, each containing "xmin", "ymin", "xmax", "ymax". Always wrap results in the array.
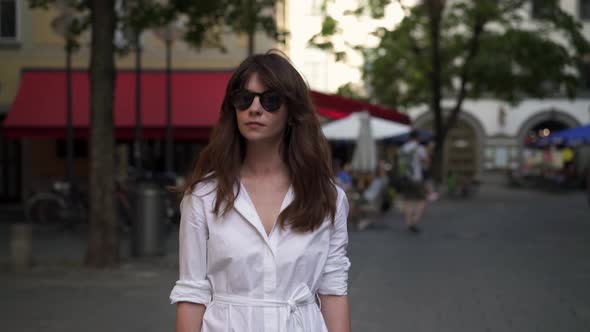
[{"xmin": 263, "ymin": 243, "xmax": 276, "ymax": 331}]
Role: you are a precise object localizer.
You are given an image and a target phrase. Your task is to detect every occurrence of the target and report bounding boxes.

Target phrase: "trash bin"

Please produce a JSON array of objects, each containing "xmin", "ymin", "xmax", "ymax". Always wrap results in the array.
[{"xmin": 132, "ymin": 182, "xmax": 166, "ymax": 257}]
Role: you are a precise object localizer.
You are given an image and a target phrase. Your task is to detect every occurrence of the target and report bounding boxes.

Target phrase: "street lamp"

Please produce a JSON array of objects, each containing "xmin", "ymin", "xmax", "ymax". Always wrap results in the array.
[
  {"xmin": 51, "ymin": 9, "xmax": 77, "ymax": 185},
  {"xmin": 123, "ymin": 0, "xmax": 148, "ymax": 175},
  {"xmin": 153, "ymin": 19, "xmax": 185, "ymax": 174},
  {"xmin": 133, "ymin": 26, "xmax": 143, "ymax": 174}
]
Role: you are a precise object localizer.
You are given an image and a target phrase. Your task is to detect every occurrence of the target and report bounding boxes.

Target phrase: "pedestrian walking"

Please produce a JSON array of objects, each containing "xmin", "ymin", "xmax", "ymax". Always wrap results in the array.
[
  {"xmin": 170, "ymin": 51, "xmax": 351, "ymax": 332},
  {"xmin": 397, "ymin": 130, "xmax": 429, "ymax": 233}
]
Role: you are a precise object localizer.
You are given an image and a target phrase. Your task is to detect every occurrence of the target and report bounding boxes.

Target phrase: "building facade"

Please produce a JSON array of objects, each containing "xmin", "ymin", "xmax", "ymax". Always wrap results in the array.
[{"xmin": 0, "ymin": 2, "xmax": 284, "ymax": 202}]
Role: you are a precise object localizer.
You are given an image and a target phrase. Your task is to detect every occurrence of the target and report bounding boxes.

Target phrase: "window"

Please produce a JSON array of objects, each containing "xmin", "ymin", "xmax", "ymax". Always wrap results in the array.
[
  {"xmin": 306, "ymin": 0, "xmax": 323, "ymax": 16},
  {"xmin": 531, "ymin": 0, "xmax": 557, "ymax": 19},
  {"xmin": 581, "ymin": 0, "xmax": 590, "ymax": 20},
  {"xmin": 0, "ymin": 0, "xmax": 17, "ymax": 41}
]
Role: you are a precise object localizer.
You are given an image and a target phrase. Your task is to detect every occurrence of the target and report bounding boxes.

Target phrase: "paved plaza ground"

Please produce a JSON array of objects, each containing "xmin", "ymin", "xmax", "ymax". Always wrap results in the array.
[{"xmin": 1, "ymin": 180, "xmax": 589, "ymax": 331}]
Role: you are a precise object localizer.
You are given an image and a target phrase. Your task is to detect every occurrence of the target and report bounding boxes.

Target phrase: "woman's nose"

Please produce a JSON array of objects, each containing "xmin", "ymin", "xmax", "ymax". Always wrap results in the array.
[{"xmin": 248, "ymin": 96, "xmax": 263, "ymax": 113}]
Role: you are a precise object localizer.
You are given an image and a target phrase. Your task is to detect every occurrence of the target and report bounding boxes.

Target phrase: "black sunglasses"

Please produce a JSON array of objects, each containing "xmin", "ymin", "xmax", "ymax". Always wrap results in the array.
[{"xmin": 231, "ymin": 89, "xmax": 283, "ymax": 113}]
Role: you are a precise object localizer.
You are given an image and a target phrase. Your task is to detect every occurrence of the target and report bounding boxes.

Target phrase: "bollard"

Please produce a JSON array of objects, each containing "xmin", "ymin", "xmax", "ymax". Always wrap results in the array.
[{"xmin": 10, "ymin": 223, "xmax": 32, "ymax": 271}]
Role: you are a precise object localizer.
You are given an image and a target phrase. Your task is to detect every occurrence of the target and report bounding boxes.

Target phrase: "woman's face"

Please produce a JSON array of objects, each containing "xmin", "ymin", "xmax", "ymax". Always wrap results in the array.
[{"xmin": 235, "ymin": 72, "xmax": 288, "ymax": 144}]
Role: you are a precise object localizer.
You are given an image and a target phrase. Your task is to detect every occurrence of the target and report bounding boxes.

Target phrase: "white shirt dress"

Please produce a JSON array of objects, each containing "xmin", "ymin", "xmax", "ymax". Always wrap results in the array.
[{"xmin": 169, "ymin": 180, "xmax": 351, "ymax": 332}]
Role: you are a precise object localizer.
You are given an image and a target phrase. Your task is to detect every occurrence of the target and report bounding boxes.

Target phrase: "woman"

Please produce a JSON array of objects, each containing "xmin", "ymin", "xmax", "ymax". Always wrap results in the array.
[{"xmin": 170, "ymin": 51, "xmax": 351, "ymax": 332}]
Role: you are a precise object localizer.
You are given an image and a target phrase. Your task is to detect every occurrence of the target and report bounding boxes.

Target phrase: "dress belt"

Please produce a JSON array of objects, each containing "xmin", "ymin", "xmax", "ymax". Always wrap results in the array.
[{"xmin": 212, "ymin": 283, "xmax": 316, "ymax": 332}]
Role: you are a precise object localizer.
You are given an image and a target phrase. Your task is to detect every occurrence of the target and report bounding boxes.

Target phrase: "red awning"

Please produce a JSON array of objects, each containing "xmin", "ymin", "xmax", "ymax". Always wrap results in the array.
[
  {"xmin": 3, "ymin": 70, "xmax": 231, "ymax": 140},
  {"xmin": 3, "ymin": 69, "xmax": 409, "ymax": 140},
  {"xmin": 310, "ymin": 91, "xmax": 410, "ymax": 124}
]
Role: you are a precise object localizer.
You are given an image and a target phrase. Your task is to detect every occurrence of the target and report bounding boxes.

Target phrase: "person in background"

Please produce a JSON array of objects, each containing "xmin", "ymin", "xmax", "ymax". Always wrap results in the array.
[
  {"xmin": 398, "ymin": 130, "xmax": 429, "ymax": 234},
  {"xmin": 357, "ymin": 160, "xmax": 389, "ymax": 230},
  {"xmin": 334, "ymin": 159, "xmax": 353, "ymax": 192}
]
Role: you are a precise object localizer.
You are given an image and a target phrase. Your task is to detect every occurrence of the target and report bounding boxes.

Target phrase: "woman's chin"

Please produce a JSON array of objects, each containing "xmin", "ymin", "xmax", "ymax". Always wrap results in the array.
[{"xmin": 241, "ymin": 132, "xmax": 281, "ymax": 145}]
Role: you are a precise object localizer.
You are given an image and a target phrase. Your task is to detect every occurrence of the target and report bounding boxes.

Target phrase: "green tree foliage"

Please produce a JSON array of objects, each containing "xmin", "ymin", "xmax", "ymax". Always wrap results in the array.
[
  {"xmin": 367, "ymin": 0, "xmax": 588, "ymax": 107},
  {"xmin": 313, "ymin": 0, "xmax": 590, "ymax": 180},
  {"xmin": 29, "ymin": 0, "xmax": 90, "ymax": 52},
  {"xmin": 224, "ymin": 0, "xmax": 287, "ymax": 55},
  {"xmin": 30, "ymin": 0, "xmax": 287, "ymax": 54},
  {"xmin": 86, "ymin": 0, "xmax": 118, "ymax": 268},
  {"xmin": 163, "ymin": 0, "xmax": 227, "ymax": 50},
  {"xmin": 336, "ymin": 82, "xmax": 369, "ymax": 101},
  {"xmin": 308, "ymin": 14, "xmax": 345, "ymax": 61}
]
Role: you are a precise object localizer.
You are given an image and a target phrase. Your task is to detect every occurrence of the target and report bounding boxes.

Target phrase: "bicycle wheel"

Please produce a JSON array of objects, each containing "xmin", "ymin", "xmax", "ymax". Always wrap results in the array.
[{"xmin": 25, "ymin": 192, "xmax": 68, "ymax": 225}]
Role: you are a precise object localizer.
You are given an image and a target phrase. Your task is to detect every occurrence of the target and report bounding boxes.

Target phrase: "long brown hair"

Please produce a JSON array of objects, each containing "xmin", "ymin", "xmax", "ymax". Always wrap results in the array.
[{"xmin": 182, "ymin": 50, "xmax": 337, "ymax": 232}]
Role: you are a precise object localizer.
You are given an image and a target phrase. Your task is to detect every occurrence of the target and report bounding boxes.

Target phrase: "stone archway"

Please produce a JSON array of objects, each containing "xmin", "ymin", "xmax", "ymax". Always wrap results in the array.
[
  {"xmin": 414, "ymin": 111, "xmax": 487, "ymax": 179},
  {"xmin": 516, "ymin": 109, "xmax": 581, "ymax": 160}
]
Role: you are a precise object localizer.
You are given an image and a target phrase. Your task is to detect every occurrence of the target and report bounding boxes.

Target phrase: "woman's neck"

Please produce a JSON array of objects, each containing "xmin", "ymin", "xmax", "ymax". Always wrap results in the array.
[{"xmin": 241, "ymin": 141, "xmax": 288, "ymax": 178}]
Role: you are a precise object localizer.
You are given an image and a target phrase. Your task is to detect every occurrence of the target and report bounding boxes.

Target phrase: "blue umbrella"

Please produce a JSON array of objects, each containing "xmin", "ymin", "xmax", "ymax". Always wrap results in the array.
[
  {"xmin": 382, "ymin": 129, "xmax": 433, "ymax": 144},
  {"xmin": 536, "ymin": 123, "xmax": 590, "ymax": 147}
]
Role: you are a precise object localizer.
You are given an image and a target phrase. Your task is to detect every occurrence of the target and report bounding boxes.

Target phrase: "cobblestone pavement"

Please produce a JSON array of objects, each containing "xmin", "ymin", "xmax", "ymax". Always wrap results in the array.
[{"xmin": 1, "ymin": 183, "xmax": 589, "ymax": 332}]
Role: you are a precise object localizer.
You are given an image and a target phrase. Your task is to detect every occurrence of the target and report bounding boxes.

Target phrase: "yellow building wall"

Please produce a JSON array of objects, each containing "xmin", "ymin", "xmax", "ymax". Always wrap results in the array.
[
  {"xmin": 0, "ymin": 5, "xmax": 283, "ymax": 108},
  {"xmin": 31, "ymin": 8, "xmax": 63, "ymax": 46}
]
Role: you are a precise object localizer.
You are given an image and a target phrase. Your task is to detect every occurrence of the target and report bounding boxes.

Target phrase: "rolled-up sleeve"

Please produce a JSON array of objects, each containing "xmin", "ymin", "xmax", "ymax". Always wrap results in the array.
[
  {"xmin": 318, "ymin": 189, "xmax": 351, "ymax": 296},
  {"xmin": 169, "ymin": 193, "xmax": 212, "ymax": 305}
]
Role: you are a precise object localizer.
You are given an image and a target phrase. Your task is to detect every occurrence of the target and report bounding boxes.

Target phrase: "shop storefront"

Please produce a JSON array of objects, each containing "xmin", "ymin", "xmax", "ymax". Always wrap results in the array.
[{"xmin": 2, "ymin": 69, "xmax": 409, "ymax": 200}]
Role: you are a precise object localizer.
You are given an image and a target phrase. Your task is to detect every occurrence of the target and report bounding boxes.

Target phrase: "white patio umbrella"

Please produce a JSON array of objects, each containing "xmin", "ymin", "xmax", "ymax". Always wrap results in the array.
[
  {"xmin": 321, "ymin": 111, "xmax": 411, "ymax": 141},
  {"xmin": 350, "ymin": 112, "xmax": 377, "ymax": 173}
]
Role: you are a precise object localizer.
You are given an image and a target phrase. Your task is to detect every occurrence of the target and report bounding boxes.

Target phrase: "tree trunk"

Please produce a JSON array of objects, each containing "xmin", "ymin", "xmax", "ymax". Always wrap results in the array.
[
  {"xmin": 248, "ymin": 30, "xmax": 255, "ymax": 56},
  {"xmin": 86, "ymin": 0, "xmax": 119, "ymax": 268},
  {"xmin": 247, "ymin": 0, "xmax": 255, "ymax": 56},
  {"xmin": 427, "ymin": 0, "xmax": 445, "ymax": 183},
  {"xmin": 429, "ymin": 2, "xmax": 485, "ymax": 184}
]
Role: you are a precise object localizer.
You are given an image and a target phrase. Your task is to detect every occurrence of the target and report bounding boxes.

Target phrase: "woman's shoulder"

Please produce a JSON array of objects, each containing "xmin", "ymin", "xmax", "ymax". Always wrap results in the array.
[{"xmin": 186, "ymin": 176, "xmax": 218, "ymax": 199}]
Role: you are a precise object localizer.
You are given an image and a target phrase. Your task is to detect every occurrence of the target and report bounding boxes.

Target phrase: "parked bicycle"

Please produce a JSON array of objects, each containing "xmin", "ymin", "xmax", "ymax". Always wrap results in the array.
[
  {"xmin": 24, "ymin": 179, "xmax": 133, "ymax": 232},
  {"xmin": 24, "ymin": 176, "xmax": 179, "ymax": 231},
  {"xmin": 24, "ymin": 180, "xmax": 87, "ymax": 229}
]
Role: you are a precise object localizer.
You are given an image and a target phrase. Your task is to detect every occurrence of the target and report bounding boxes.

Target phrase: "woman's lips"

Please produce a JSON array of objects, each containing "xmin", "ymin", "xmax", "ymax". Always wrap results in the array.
[{"xmin": 245, "ymin": 122, "xmax": 264, "ymax": 128}]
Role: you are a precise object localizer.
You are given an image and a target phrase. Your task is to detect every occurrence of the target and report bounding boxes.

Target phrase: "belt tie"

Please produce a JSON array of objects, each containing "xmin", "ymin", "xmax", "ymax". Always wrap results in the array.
[{"xmin": 212, "ymin": 283, "xmax": 315, "ymax": 332}]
